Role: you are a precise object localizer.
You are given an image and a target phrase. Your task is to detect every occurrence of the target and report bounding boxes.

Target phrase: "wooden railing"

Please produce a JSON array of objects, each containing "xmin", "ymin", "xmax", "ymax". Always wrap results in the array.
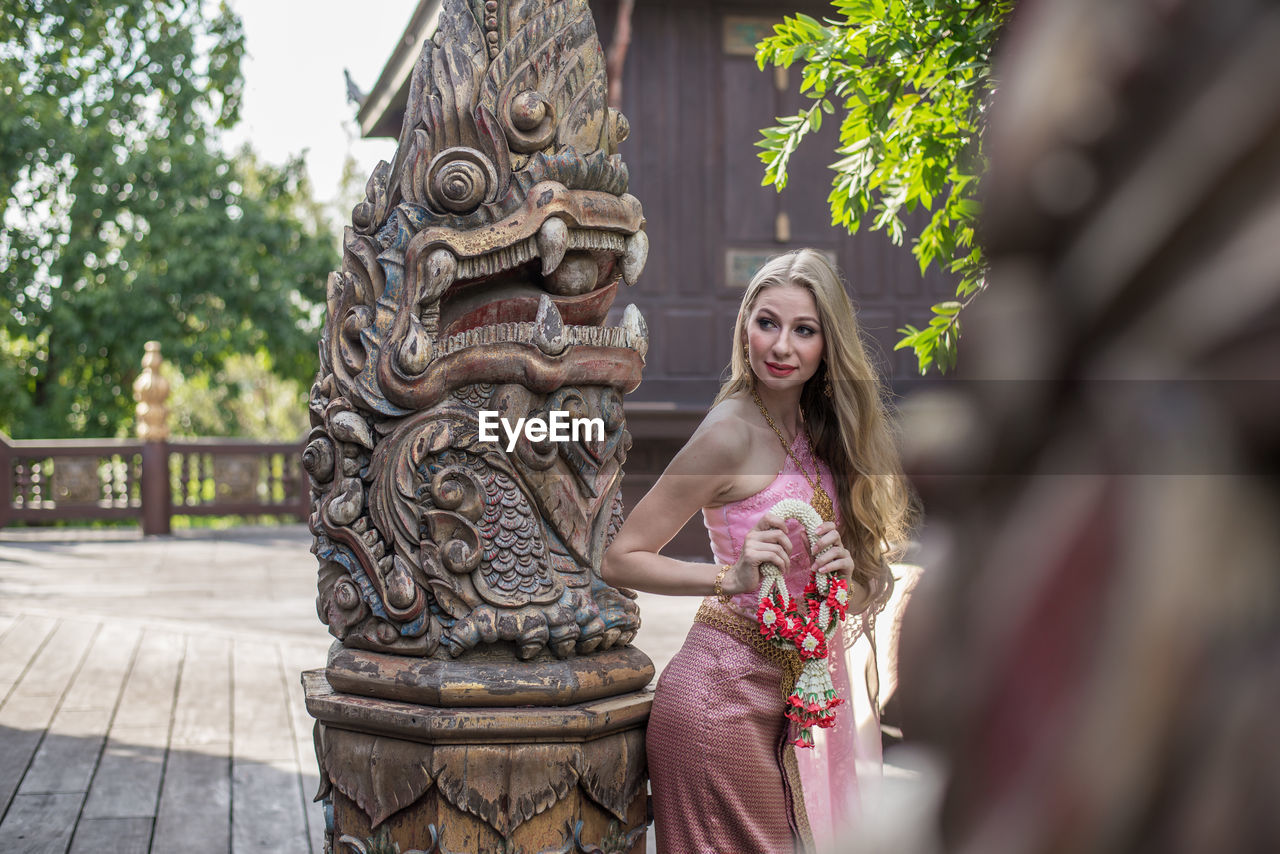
[
  {"xmin": 0, "ymin": 342, "xmax": 307, "ymax": 535},
  {"xmin": 0, "ymin": 433, "xmax": 308, "ymax": 534},
  {"xmin": 1, "ymin": 437, "xmax": 145, "ymax": 525}
]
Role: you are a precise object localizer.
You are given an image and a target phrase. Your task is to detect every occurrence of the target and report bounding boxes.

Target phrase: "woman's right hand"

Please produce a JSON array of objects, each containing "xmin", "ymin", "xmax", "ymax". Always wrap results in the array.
[{"xmin": 725, "ymin": 512, "xmax": 793, "ymax": 596}]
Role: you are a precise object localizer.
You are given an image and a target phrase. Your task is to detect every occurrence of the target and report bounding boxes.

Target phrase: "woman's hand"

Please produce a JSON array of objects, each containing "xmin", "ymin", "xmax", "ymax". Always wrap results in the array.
[
  {"xmin": 725, "ymin": 512, "xmax": 793, "ymax": 596},
  {"xmin": 811, "ymin": 522, "xmax": 854, "ymax": 580}
]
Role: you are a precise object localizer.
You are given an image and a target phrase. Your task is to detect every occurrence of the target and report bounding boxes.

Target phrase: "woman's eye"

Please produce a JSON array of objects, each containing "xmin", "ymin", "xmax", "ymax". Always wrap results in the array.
[
  {"xmin": 797, "ymin": 325, "xmax": 817, "ymax": 337},
  {"xmin": 756, "ymin": 318, "xmax": 775, "ymax": 330}
]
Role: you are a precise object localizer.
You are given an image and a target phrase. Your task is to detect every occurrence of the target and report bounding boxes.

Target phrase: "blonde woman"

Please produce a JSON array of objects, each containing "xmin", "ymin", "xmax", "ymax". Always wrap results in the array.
[{"xmin": 603, "ymin": 249, "xmax": 911, "ymax": 853}]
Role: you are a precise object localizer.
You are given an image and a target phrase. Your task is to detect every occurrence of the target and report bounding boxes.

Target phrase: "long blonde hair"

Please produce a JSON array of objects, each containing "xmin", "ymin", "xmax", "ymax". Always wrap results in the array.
[{"xmin": 714, "ymin": 249, "xmax": 912, "ymax": 612}]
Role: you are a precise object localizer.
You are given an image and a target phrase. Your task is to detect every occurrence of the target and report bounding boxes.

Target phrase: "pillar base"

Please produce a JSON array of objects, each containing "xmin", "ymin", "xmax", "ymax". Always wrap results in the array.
[
  {"xmin": 325, "ymin": 641, "xmax": 654, "ymax": 707},
  {"xmin": 304, "ymin": 668, "xmax": 651, "ymax": 853}
]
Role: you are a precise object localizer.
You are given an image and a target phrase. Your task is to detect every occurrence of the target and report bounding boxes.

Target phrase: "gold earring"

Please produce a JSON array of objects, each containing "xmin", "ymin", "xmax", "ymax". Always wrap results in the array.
[{"xmin": 823, "ymin": 367, "xmax": 833, "ymax": 398}]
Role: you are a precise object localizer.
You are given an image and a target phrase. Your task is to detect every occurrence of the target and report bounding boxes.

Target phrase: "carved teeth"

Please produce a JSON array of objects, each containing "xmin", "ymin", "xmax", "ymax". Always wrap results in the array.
[
  {"xmin": 534, "ymin": 293, "xmax": 568, "ymax": 355},
  {"xmin": 537, "ymin": 217, "xmax": 569, "ymax": 277},
  {"xmin": 420, "ymin": 248, "xmax": 456, "ymax": 305},
  {"xmin": 622, "ymin": 303, "xmax": 648, "ymax": 358},
  {"xmin": 622, "ymin": 230, "xmax": 648, "ymax": 285},
  {"xmin": 417, "ymin": 248, "xmax": 456, "ymax": 339},
  {"xmin": 397, "ymin": 316, "xmax": 433, "ymax": 375}
]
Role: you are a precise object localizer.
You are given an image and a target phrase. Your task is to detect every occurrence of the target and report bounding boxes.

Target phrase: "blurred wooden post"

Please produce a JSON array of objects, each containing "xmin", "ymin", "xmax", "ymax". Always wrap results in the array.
[
  {"xmin": 133, "ymin": 341, "xmax": 171, "ymax": 535},
  {"xmin": 0, "ymin": 432, "xmax": 12, "ymax": 528}
]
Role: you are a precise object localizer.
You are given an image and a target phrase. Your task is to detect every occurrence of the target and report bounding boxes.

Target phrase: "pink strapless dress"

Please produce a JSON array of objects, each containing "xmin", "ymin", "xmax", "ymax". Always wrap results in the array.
[{"xmin": 646, "ymin": 434, "xmax": 869, "ymax": 854}]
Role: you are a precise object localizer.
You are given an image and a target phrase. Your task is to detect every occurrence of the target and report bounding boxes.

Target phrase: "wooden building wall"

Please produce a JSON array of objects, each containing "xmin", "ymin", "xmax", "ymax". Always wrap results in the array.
[{"xmin": 591, "ymin": 0, "xmax": 956, "ymax": 412}]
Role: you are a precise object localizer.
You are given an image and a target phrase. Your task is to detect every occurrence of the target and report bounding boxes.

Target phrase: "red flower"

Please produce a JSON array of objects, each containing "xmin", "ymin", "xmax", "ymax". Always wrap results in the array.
[
  {"xmin": 806, "ymin": 596, "xmax": 823, "ymax": 621},
  {"xmin": 772, "ymin": 598, "xmax": 801, "ymax": 639},
  {"xmin": 757, "ymin": 596, "xmax": 788, "ymax": 640},
  {"xmin": 793, "ymin": 622, "xmax": 828, "ymax": 660},
  {"xmin": 826, "ymin": 577, "xmax": 851, "ymax": 619}
]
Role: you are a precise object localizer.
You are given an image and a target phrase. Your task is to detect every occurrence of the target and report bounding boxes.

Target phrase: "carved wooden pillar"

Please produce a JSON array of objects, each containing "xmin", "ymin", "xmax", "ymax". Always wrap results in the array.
[
  {"xmin": 133, "ymin": 340, "xmax": 171, "ymax": 536},
  {"xmin": 302, "ymin": 0, "xmax": 653, "ymax": 851}
]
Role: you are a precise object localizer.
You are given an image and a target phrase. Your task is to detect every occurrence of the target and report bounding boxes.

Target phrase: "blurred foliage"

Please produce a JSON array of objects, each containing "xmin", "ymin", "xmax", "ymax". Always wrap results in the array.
[
  {"xmin": 756, "ymin": 0, "xmax": 1012, "ymax": 374},
  {"xmin": 168, "ymin": 350, "xmax": 310, "ymax": 439},
  {"xmin": 0, "ymin": 0, "xmax": 337, "ymax": 438}
]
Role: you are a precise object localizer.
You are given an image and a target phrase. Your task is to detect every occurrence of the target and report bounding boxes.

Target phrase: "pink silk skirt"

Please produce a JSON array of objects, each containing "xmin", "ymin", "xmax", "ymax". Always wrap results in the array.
[{"xmin": 647, "ymin": 620, "xmax": 803, "ymax": 854}]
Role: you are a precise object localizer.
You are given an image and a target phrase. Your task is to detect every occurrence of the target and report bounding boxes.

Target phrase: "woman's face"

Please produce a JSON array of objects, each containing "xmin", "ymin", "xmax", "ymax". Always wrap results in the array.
[{"xmin": 744, "ymin": 284, "xmax": 825, "ymax": 394}]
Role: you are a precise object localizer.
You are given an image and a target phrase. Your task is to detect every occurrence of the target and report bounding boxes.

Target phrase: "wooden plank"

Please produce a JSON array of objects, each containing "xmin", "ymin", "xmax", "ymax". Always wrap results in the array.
[
  {"xmin": 719, "ymin": 48, "xmax": 775, "ymax": 246},
  {"xmin": 74, "ymin": 629, "xmax": 182, "ymax": 825},
  {"xmin": 80, "ymin": 726, "xmax": 168, "ymax": 820},
  {"xmin": 231, "ymin": 761, "xmax": 309, "ymax": 854},
  {"xmin": 0, "ymin": 725, "xmax": 41, "ymax": 817},
  {"xmin": 20, "ymin": 624, "xmax": 142, "ymax": 797},
  {"xmin": 0, "ymin": 791, "xmax": 82, "ymax": 853},
  {"xmin": 280, "ymin": 642, "xmax": 332, "ymax": 854},
  {"xmin": 0, "ymin": 619, "xmax": 98, "ymax": 814},
  {"xmin": 113, "ymin": 630, "xmax": 185, "ymax": 731},
  {"xmin": 58, "ymin": 624, "xmax": 140, "ymax": 714},
  {"xmin": 81, "ymin": 628, "xmax": 184, "ymax": 822},
  {"xmin": 6, "ymin": 619, "xmax": 99, "ymax": 705},
  {"xmin": 170, "ymin": 634, "xmax": 231, "ymax": 749},
  {"xmin": 231, "ymin": 642, "xmax": 293, "ymax": 764},
  {"xmin": 152, "ymin": 746, "xmax": 231, "ymax": 854},
  {"xmin": 152, "ymin": 634, "xmax": 233, "ymax": 851},
  {"xmin": 68, "ymin": 816, "xmax": 152, "ymax": 854},
  {"xmin": 17, "ymin": 708, "xmax": 109, "ymax": 795},
  {"xmin": 0, "ymin": 614, "xmax": 57, "ymax": 703},
  {"xmin": 231, "ymin": 642, "xmax": 308, "ymax": 854}
]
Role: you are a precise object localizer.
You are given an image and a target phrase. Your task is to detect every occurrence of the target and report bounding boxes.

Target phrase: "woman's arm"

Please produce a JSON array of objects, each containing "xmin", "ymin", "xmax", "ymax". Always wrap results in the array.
[{"xmin": 602, "ymin": 415, "xmax": 792, "ymax": 597}]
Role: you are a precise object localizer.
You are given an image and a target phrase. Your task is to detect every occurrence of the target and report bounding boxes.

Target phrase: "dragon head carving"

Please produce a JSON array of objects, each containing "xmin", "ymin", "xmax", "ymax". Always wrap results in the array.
[{"xmin": 304, "ymin": 0, "xmax": 647, "ymax": 662}]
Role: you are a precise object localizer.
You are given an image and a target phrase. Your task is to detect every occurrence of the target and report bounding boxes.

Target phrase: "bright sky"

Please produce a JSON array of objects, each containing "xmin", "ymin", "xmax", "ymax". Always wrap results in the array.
[{"xmin": 223, "ymin": 0, "xmax": 422, "ymax": 226}]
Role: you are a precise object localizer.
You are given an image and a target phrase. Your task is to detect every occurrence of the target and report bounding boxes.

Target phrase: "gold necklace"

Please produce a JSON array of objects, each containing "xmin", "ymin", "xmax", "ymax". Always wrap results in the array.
[{"xmin": 751, "ymin": 389, "xmax": 835, "ymax": 522}]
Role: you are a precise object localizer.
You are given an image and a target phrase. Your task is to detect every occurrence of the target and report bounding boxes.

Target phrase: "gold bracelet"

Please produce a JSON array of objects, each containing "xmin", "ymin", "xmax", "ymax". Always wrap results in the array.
[{"xmin": 713, "ymin": 563, "xmax": 733, "ymax": 602}]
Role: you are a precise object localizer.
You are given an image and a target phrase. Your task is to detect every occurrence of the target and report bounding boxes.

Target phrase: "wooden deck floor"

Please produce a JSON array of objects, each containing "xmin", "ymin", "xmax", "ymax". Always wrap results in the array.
[
  {"xmin": 0, "ymin": 613, "xmax": 327, "ymax": 854},
  {"xmin": 0, "ymin": 526, "xmax": 701, "ymax": 854},
  {"xmin": 0, "ymin": 527, "xmax": 335, "ymax": 854}
]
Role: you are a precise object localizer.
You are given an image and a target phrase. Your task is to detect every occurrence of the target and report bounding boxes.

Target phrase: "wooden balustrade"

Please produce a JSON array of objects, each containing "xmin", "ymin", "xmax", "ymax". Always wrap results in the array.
[
  {"xmin": 0, "ymin": 432, "xmax": 308, "ymax": 533},
  {"xmin": 0, "ymin": 342, "xmax": 308, "ymax": 534}
]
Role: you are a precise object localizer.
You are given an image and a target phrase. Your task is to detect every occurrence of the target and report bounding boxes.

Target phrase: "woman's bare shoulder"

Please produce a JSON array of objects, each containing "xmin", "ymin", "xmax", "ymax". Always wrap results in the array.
[
  {"xmin": 695, "ymin": 397, "xmax": 756, "ymax": 448},
  {"xmin": 667, "ymin": 396, "xmax": 760, "ymax": 477}
]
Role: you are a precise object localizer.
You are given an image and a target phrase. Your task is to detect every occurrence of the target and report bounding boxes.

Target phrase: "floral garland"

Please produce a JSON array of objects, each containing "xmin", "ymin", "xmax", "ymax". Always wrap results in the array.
[{"xmin": 755, "ymin": 498, "xmax": 852, "ymax": 748}]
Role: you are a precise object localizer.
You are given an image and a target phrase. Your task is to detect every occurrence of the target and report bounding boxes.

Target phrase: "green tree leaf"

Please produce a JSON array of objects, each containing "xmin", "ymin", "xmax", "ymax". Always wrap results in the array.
[{"xmin": 757, "ymin": 0, "xmax": 1011, "ymax": 375}]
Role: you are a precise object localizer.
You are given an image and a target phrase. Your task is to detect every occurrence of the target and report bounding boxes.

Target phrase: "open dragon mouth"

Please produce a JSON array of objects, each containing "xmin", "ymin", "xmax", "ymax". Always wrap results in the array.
[
  {"xmin": 364, "ymin": 186, "xmax": 650, "ymax": 408},
  {"xmin": 426, "ymin": 218, "xmax": 649, "ymax": 361}
]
